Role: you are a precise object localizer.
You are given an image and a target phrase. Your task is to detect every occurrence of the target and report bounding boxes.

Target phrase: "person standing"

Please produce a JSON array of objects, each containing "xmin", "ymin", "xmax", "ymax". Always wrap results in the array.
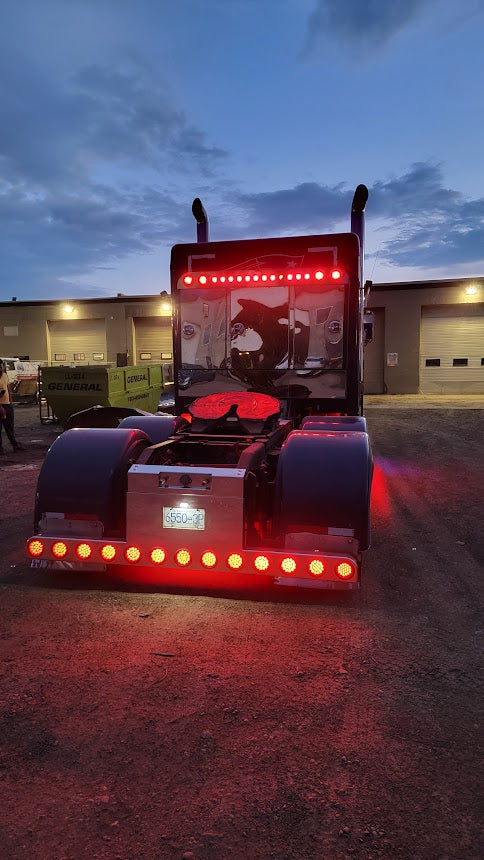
[{"xmin": 0, "ymin": 359, "xmax": 22, "ymax": 454}]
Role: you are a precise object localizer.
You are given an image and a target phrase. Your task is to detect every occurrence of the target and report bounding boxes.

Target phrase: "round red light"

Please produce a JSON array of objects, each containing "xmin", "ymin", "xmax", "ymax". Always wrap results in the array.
[
  {"xmin": 199, "ymin": 275, "xmax": 207, "ymax": 285},
  {"xmin": 315, "ymin": 271, "xmax": 324, "ymax": 280},
  {"xmin": 125, "ymin": 546, "xmax": 141, "ymax": 563},
  {"xmin": 295, "ymin": 274, "xmax": 302, "ymax": 280},
  {"xmin": 336, "ymin": 561, "xmax": 354, "ymax": 579},
  {"xmin": 304, "ymin": 273, "xmax": 310, "ymax": 280},
  {"xmin": 101, "ymin": 544, "xmax": 116, "ymax": 561},
  {"xmin": 211, "ymin": 276, "xmax": 218, "ymax": 283},
  {"xmin": 331, "ymin": 269, "xmax": 341, "ymax": 280},
  {"xmin": 309, "ymin": 559, "xmax": 324, "ymax": 577},
  {"xmin": 176, "ymin": 549, "xmax": 191, "ymax": 567},
  {"xmin": 150, "ymin": 548, "xmax": 166, "ymax": 564},
  {"xmin": 76, "ymin": 543, "xmax": 92, "ymax": 560},
  {"xmin": 227, "ymin": 553, "xmax": 243, "ymax": 570},
  {"xmin": 183, "ymin": 275, "xmax": 193, "ymax": 285},
  {"xmin": 201, "ymin": 551, "xmax": 217, "ymax": 568},
  {"xmin": 281, "ymin": 557, "xmax": 296, "ymax": 574},
  {"xmin": 28, "ymin": 539, "xmax": 44, "ymax": 558},
  {"xmin": 52, "ymin": 541, "xmax": 68, "ymax": 559},
  {"xmin": 254, "ymin": 555, "xmax": 269, "ymax": 571},
  {"xmin": 270, "ymin": 275, "xmax": 276, "ymax": 281},
  {"xmin": 287, "ymin": 274, "xmax": 293, "ymax": 281},
  {"xmin": 236, "ymin": 275, "xmax": 243, "ymax": 282}
]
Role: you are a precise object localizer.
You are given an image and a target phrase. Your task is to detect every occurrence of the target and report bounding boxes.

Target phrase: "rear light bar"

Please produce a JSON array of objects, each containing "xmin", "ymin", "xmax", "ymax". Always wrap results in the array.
[
  {"xmin": 27, "ymin": 537, "xmax": 357, "ymax": 583},
  {"xmin": 181, "ymin": 269, "xmax": 343, "ymax": 287}
]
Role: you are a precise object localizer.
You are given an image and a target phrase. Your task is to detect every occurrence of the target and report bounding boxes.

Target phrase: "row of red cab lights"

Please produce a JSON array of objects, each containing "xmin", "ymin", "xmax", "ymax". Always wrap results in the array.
[
  {"xmin": 27, "ymin": 540, "xmax": 354, "ymax": 579},
  {"xmin": 182, "ymin": 270, "xmax": 342, "ymax": 286}
]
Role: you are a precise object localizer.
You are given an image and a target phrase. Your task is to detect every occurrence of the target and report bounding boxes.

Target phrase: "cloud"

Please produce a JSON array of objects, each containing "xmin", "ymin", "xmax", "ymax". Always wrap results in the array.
[{"xmin": 305, "ymin": 0, "xmax": 434, "ymax": 53}]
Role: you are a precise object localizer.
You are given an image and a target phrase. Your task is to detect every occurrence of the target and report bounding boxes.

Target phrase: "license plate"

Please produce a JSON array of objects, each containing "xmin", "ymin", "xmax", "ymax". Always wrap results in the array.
[{"xmin": 163, "ymin": 507, "xmax": 205, "ymax": 530}]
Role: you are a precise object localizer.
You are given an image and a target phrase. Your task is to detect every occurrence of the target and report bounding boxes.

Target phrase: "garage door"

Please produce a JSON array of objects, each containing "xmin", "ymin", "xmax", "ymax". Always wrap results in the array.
[
  {"xmin": 48, "ymin": 319, "xmax": 107, "ymax": 365},
  {"xmin": 420, "ymin": 305, "xmax": 484, "ymax": 393},
  {"xmin": 363, "ymin": 308, "xmax": 385, "ymax": 394},
  {"xmin": 133, "ymin": 317, "xmax": 173, "ymax": 364}
]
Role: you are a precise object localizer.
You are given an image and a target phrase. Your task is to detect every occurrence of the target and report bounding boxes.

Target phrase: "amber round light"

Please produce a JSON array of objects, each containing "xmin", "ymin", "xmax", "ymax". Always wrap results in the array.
[
  {"xmin": 336, "ymin": 561, "xmax": 354, "ymax": 579},
  {"xmin": 101, "ymin": 544, "xmax": 116, "ymax": 561},
  {"xmin": 281, "ymin": 557, "xmax": 296, "ymax": 574},
  {"xmin": 125, "ymin": 546, "xmax": 141, "ymax": 563},
  {"xmin": 52, "ymin": 541, "xmax": 68, "ymax": 559},
  {"xmin": 150, "ymin": 548, "xmax": 166, "ymax": 564},
  {"xmin": 254, "ymin": 555, "xmax": 269, "ymax": 571},
  {"xmin": 227, "ymin": 553, "xmax": 243, "ymax": 570},
  {"xmin": 176, "ymin": 549, "xmax": 191, "ymax": 567},
  {"xmin": 76, "ymin": 543, "xmax": 92, "ymax": 560},
  {"xmin": 28, "ymin": 539, "xmax": 44, "ymax": 557},
  {"xmin": 309, "ymin": 559, "xmax": 324, "ymax": 577},
  {"xmin": 201, "ymin": 551, "xmax": 217, "ymax": 568}
]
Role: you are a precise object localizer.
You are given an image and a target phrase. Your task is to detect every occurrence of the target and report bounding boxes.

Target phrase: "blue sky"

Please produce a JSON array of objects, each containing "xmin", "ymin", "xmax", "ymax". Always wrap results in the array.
[{"xmin": 0, "ymin": 0, "xmax": 483, "ymax": 301}]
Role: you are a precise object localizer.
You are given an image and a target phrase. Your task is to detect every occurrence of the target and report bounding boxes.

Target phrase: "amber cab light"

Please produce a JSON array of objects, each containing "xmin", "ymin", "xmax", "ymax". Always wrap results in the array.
[
  {"xmin": 150, "ymin": 548, "xmax": 166, "ymax": 564},
  {"xmin": 201, "ymin": 551, "xmax": 217, "ymax": 568},
  {"xmin": 309, "ymin": 558, "xmax": 324, "ymax": 577},
  {"xmin": 125, "ymin": 546, "xmax": 141, "ymax": 563},
  {"xmin": 52, "ymin": 541, "xmax": 68, "ymax": 559},
  {"xmin": 336, "ymin": 561, "xmax": 354, "ymax": 579},
  {"xmin": 76, "ymin": 543, "xmax": 92, "ymax": 560},
  {"xmin": 176, "ymin": 549, "xmax": 191, "ymax": 567},
  {"xmin": 28, "ymin": 539, "xmax": 44, "ymax": 557},
  {"xmin": 227, "ymin": 553, "xmax": 243, "ymax": 570},
  {"xmin": 101, "ymin": 544, "xmax": 116, "ymax": 561},
  {"xmin": 281, "ymin": 557, "xmax": 296, "ymax": 574}
]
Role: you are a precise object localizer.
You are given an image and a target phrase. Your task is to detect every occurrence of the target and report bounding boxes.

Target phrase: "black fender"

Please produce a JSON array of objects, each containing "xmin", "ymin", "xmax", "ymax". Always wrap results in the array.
[
  {"xmin": 34, "ymin": 428, "xmax": 151, "ymax": 537},
  {"xmin": 301, "ymin": 415, "xmax": 367, "ymax": 433},
  {"xmin": 118, "ymin": 414, "xmax": 187, "ymax": 444},
  {"xmin": 275, "ymin": 430, "xmax": 373, "ymax": 549}
]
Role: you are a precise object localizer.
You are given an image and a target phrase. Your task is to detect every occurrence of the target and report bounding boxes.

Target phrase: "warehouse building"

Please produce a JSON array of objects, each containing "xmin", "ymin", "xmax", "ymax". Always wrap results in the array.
[{"xmin": 0, "ymin": 276, "xmax": 483, "ymax": 394}]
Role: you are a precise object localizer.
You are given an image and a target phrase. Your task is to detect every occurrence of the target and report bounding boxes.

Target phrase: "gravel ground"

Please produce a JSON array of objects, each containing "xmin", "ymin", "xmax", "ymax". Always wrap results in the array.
[{"xmin": 0, "ymin": 403, "xmax": 482, "ymax": 860}]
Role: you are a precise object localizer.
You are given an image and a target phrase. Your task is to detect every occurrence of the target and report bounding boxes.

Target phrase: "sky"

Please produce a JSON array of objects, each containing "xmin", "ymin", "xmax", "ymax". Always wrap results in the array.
[{"xmin": 0, "ymin": 0, "xmax": 483, "ymax": 301}]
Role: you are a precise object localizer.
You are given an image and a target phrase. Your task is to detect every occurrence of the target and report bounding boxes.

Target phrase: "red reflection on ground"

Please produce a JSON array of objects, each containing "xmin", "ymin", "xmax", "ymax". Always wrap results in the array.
[{"xmin": 371, "ymin": 459, "xmax": 392, "ymax": 521}]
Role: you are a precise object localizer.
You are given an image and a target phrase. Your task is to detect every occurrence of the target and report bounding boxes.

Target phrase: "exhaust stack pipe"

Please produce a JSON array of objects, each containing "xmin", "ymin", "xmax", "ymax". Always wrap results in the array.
[
  {"xmin": 351, "ymin": 184, "xmax": 368, "ymax": 288},
  {"xmin": 192, "ymin": 197, "xmax": 210, "ymax": 243}
]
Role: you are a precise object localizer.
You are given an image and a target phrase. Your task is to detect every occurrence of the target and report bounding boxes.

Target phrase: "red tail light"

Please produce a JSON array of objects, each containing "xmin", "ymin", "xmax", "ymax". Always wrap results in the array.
[
  {"xmin": 176, "ymin": 549, "xmax": 191, "ymax": 567},
  {"xmin": 336, "ymin": 561, "xmax": 354, "ymax": 579},
  {"xmin": 331, "ymin": 269, "xmax": 341, "ymax": 280},
  {"xmin": 183, "ymin": 275, "xmax": 193, "ymax": 285},
  {"xmin": 52, "ymin": 541, "xmax": 68, "ymax": 559},
  {"xmin": 28, "ymin": 539, "xmax": 44, "ymax": 557},
  {"xmin": 101, "ymin": 544, "xmax": 116, "ymax": 561},
  {"xmin": 254, "ymin": 555, "xmax": 269, "ymax": 571},
  {"xmin": 281, "ymin": 557, "xmax": 296, "ymax": 574},
  {"xmin": 315, "ymin": 271, "xmax": 324, "ymax": 280},
  {"xmin": 76, "ymin": 543, "xmax": 92, "ymax": 560},
  {"xmin": 125, "ymin": 546, "xmax": 141, "ymax": 563},
  {"xmin": 150, "ymin": 548, "xmax": 166, "ymax": 564},
  {"xmin": 201, "ymin": 551, "xmax": 217, "ymax": 568},
  {"xmin": 227, "ymin": 553, "xmax": 243, "ymax": 570},
  {"xmin": 309, "ymin": 559, "xmax": 324, "ymax": 577}
]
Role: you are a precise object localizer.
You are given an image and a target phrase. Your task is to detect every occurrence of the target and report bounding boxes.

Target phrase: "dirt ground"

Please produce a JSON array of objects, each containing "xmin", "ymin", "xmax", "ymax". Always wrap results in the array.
[{"xmin": 0, "ymin": 402, "xmax": 483, "ymax": 860}]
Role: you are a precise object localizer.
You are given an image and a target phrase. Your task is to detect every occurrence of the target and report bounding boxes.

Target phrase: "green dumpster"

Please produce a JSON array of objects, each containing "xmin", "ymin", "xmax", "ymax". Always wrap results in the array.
[{"xmin": 41, "ymin": 365, "xmax": 163, "ymax": 426}]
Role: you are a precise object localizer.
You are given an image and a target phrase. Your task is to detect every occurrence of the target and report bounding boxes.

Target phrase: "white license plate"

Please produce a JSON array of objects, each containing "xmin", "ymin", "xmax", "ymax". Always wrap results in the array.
[{"xmin": 163, "ymin": 507, "xmax": 205, "ymax": 530}]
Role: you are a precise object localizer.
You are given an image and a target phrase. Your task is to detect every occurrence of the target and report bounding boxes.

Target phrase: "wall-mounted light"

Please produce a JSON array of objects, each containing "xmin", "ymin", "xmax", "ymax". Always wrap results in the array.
[
  {"xmin": 161, "ymin": 302, "xmax": 171, "ymax": 313},
  {"xmin": 63, "ymin": 304, "xmax": 74, "ymax": 314},
  {"xmin": 465, "ymin": 285, "xmax": 478, "ymax": 296}
]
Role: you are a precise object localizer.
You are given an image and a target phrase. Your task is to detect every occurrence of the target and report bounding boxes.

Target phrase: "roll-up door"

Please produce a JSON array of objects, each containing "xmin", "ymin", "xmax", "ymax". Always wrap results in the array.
[
  {"xmin": 420, "ymin": 304, "xmax": 484, "ymax": 393},
  {"xmin": 363, "ymin": 308, "xmax": 385, "ymax": 393},
  {"xmin": 48, "ymin": 319, "xmax": 107, "ymax": 365},
  {"xmin": 134, "ymin": 317, "xmax": 173, "ymax": 363}
]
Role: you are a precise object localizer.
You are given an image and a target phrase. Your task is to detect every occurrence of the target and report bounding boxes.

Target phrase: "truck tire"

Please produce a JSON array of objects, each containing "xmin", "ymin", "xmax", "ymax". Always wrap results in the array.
[
  {"xmin": 34, "ymin": 428, "xmax": 151, "ymax": 537},
  {"xmin": 118, "ymin": 415, "xmax": 183, "ymax": 444},
  {"xmin": 275, "ymin": 429, "xmax": 373, "ymax": 549},
  {"xmin": 301, "ymin": 415, "xmax": 367, "ymax": 433}
]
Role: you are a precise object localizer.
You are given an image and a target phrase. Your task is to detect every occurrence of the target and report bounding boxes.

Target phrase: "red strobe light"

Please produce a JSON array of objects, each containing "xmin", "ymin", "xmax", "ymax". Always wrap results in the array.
[
  {"xmin": 76, "ymin": 543, "xmax": 92, "ymax": 560},
  {"xmin": 52, "ymin": 541, "xmax": 68, "ymax": 559},
  {"xmin": 28, "ymin": 539, "xmax": 44, "ymax": 557}
]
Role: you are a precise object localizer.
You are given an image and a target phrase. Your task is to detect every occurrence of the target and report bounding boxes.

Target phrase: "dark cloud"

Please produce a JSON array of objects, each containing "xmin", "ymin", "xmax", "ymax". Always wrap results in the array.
[
  {"xmin": 306, "ymin": 0, "xmax": 433, "ymax": 53},
  {"xmin": 223, "ymin": 163, "xmax": 484, "ymax": 269}
]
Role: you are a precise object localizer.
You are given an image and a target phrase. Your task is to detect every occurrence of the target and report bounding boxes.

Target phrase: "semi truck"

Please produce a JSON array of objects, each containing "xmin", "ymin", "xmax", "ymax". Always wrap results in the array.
[{"xmin": 27, "ymin": 185, "xmax": 373, "ymax": 590}]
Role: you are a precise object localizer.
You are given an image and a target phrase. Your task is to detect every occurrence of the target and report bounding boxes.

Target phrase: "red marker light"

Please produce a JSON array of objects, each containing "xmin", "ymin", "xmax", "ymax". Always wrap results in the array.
[
  {"xmin": 227, "ymin": 553, "xmax": 243, "ymax": 570},
  {"xmin": 287, "ymin": 274, "xmax": 293, "ymax": 281},
  {"xmin": 228, "ymin": 276, "xmax": 234, "ymax": 282},
  {"xmin": 281, "ymin": 557, "xmax": 296, "ymax": 574},
  {"xmin": 254, "ymin": 555, "xmax": 269, "ymax": 571},
  {"xmin": 315, "ymin": 271, "xmax": 324, "ymax": 281},
  {"xmin": 261, "ymin": 274, "xmax": 268, "ymax": 281},
  {"xmin": 236, "ymin": 275, "xmax": 243, "ymax": 282},
  {"xmin": 150, "ymin": 548, "xmax": 166, "ymax": 564},
  {"xmin": 76, "ymin": 543, "xmax": 92, "ymax": 560},
  {"xmin": 52, "ymin": 541, "xmax": 68, "ymax": 559},
  {"xmin": 331, "ymin": 269, "xmax": 341, "ymax": 280},
  {"xmin": 336, "ymin": 561, "xmax": 354, "ymax": 579},
  {"xmin": 201, "ymin": 551, "xmax": 217, "ymax": 568},
  {"xmin": 183, "ymin": 274, "xmax": 193, "ymax": 285},
  {"xmin": 211, "ymin": 276, "xmax": 218, "ymax": 283},
  {"xmin": 176, "ymin": 549, "xmax": 191, "ymax": 567},
  {"xmin": 295, "ymin": 273, "xmax": 302, "ymax": 280},
  {"xmin": 28, "ymin": 539, "xmax": 44, "ymax": 557},
  {"xmin": 309, "ymin": 559, "xmax": 324, "ymax": 577},
  {"xmin": 270, "ymin": 274, "xmax": 276, "ymax": 281},
  {"xmin": 199, "ymin": 275, "xmax": 207, "ymax": 285},
  {"xmin": 125, "ymin": 546, "xmax": 141, "ymax": 563},
  {"xmin": 304, "ymin": 273, "xmax": 310, "ymax": 280},
  {"xmin": 101, "ymin": 544, "xmax": 116, "ymax": 561}
]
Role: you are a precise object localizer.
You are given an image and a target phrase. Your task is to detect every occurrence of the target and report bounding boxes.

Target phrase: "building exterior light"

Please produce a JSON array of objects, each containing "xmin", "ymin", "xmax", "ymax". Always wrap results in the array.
[
  {"xmin": 161, "ymin": 302, "xmax": 171, "ymax": 312},
  {"xmin": 63, "ymin": 304, "xmax": 74, "ymax": 314},
  {"xmin": 465, "ymin": 285, "xmax": 478, "ymax": 296}
]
